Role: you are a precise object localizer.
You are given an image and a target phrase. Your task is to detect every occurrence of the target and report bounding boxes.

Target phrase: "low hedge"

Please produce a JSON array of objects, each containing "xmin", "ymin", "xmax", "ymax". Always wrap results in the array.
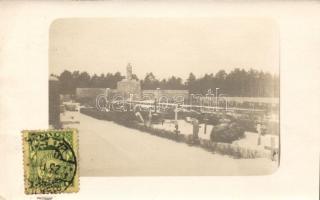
[{"xmin": 200, "ymin": 139, "xmax": 267, "ymax": 159}]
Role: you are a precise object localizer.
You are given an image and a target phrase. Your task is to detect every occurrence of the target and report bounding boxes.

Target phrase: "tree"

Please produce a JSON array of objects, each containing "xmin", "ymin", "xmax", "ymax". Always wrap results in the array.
[
  {"xmin": 166, "ymin": 76, "xmax": 185, "ymax": 90},
  {"xmin": 59, "ymin": 70, "xmax": 74, "ymax": 94},
  {"xmin": 78, "ymin": 72, "xmax": 91, "ymax": 88},
  {"xmin": 108, "ymin": 72, "xmax": 125, "ymax": 89},
  {"xmin": 90, "ymin": 74, "xmax": 99, "ymax": 88},
  {"xmin": 141, "ymin": 73, "xmax": 160, "ymax": 89},
  {"xmin": 97, "ymin": 73, "xmax": 106, "ymax": 87},
  {"xmin": 159, "ymin": 78, "xmax": 167, "ymax": 89},
  {"xmin": 215, "ymin": 70, "xmax": 227, "ymax": 92},
  {"xmin": 56, "ymin": 69, "xmax": 279, "ymax": 97},
  {"xmin": 186, "ymin": 73, "xmax": 196, "ymax": 93},
  {"xmin": 71, "ymin": 71, "xmax": 80, "ymax": 87}
]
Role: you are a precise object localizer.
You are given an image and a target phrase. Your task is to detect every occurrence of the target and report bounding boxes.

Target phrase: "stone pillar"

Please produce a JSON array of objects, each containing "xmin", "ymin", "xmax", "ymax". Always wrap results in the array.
[{"xmin": 174, "ymin": 106, "xmax": 178, "ymax": 121}]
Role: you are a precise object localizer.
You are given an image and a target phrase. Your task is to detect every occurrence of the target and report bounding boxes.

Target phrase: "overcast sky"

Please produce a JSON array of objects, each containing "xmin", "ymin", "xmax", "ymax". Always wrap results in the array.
[{"xmin": 49, "ymin": 18, "xmax": 279, "ymax": 80}]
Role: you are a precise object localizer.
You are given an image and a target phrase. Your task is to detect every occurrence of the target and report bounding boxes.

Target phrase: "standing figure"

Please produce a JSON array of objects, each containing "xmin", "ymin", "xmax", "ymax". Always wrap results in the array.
[{"xmin": 257, "ymin": 123, "xmax": 262, "ymax": 145}]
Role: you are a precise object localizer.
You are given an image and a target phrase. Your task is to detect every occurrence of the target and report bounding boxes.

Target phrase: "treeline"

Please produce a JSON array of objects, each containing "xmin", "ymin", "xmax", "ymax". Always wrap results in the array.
[
  {"xmin": 54, "ymin": 71, "xmax": 125, "ymax": 94},
  {"xmin": 186, "ymin": 69, "xmax": 279, "ymax": 97},
  {"xmin": 52, "ymin": 68, "xmax": 279, "ymax": 97}
]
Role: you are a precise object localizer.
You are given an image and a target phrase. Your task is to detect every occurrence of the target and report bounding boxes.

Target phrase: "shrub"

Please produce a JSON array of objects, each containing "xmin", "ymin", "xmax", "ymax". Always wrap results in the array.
[{"xmin": 210, "ymin": 122, "xmax": 245, "ymax": 143}]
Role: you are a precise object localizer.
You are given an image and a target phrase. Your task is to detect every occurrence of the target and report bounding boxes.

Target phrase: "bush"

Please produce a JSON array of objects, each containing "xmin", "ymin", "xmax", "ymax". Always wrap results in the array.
[
  {"xmin": 228, "ymin": 113, "xmax": 262, "ymax": 133},
  {"xmin": 210, "ymin": 122, "xmax": 245, "ymax": 143}
]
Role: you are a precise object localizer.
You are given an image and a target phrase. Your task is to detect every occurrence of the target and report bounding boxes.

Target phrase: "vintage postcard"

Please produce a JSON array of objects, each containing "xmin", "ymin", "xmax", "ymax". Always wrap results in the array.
[
  {"xmin": 1, "ymin": 1, "xmax": 320, "ymax": 200},
  {"xmin": 49, "ymin": 18, "xmax": 279, "ymax": 176},
  {"xmin": 22, "ymin": 129, "xmax": 79, "ymax": 194}
]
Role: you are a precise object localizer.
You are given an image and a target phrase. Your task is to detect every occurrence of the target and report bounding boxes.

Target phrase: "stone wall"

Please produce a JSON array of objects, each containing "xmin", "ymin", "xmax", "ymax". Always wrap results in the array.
[
  {"xmin": 142, "ymin": 90, "xmax": 189, "ymax": 103},
  {"xmin": 76, "ymin": 88, "xmax": 108, "ymax": 100}
]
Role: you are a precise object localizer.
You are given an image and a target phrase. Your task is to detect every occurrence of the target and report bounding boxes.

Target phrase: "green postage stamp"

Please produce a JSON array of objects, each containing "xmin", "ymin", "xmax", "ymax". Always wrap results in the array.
[{"xmin": 22, "ymin": 129, "xmax": 79, "ymax": 194}]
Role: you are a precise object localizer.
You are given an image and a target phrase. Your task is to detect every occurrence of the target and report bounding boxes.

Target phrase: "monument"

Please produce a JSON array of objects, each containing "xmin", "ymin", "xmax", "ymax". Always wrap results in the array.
[{"xmin": 117, "ymin": 63, "xmax": 142, "ymax": 99}]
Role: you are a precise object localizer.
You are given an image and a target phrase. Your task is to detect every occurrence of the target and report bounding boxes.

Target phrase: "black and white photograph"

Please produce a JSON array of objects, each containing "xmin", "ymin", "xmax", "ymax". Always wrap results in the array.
[
  {"xmin": 2, "ymin": 1, "xmax": 320, "ymax": 199},
  {"xmin": 49, "ymin": 18, "xmax": 280, "ymax": 176}
]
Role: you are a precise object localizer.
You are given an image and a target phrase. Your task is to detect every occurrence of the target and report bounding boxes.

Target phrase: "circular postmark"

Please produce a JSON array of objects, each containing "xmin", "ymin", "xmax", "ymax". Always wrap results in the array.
[{"xmin": 26, "ymin": 132, "xmax": 77, "ymax": 194}]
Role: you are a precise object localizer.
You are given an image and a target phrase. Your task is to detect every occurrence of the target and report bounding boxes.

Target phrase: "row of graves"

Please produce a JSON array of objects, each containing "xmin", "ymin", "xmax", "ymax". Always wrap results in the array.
[{"xmin": 79, "ymin": 94, "xmax": 279, "ymax": 161}]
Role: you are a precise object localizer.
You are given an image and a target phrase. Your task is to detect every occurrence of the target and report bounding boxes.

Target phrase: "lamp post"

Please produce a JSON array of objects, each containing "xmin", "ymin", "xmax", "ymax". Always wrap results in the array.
[
  {"xmin": 156, "ymin": 87, "xmax": 160, "ymax": 100},
  {"xmin": 205, "ymin": 94, "xmax": 209, "ymax": 112},
  {"xmin": 155, "ymin": 88, "xmax": 160, "ymax": 113},
  {"xmin": 190, "ymin": 94, "xmax": 194, "ymax": 109},
  {"xmin": 215, "ymin": 88, "xmax": 220, "ymax": 110}
]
